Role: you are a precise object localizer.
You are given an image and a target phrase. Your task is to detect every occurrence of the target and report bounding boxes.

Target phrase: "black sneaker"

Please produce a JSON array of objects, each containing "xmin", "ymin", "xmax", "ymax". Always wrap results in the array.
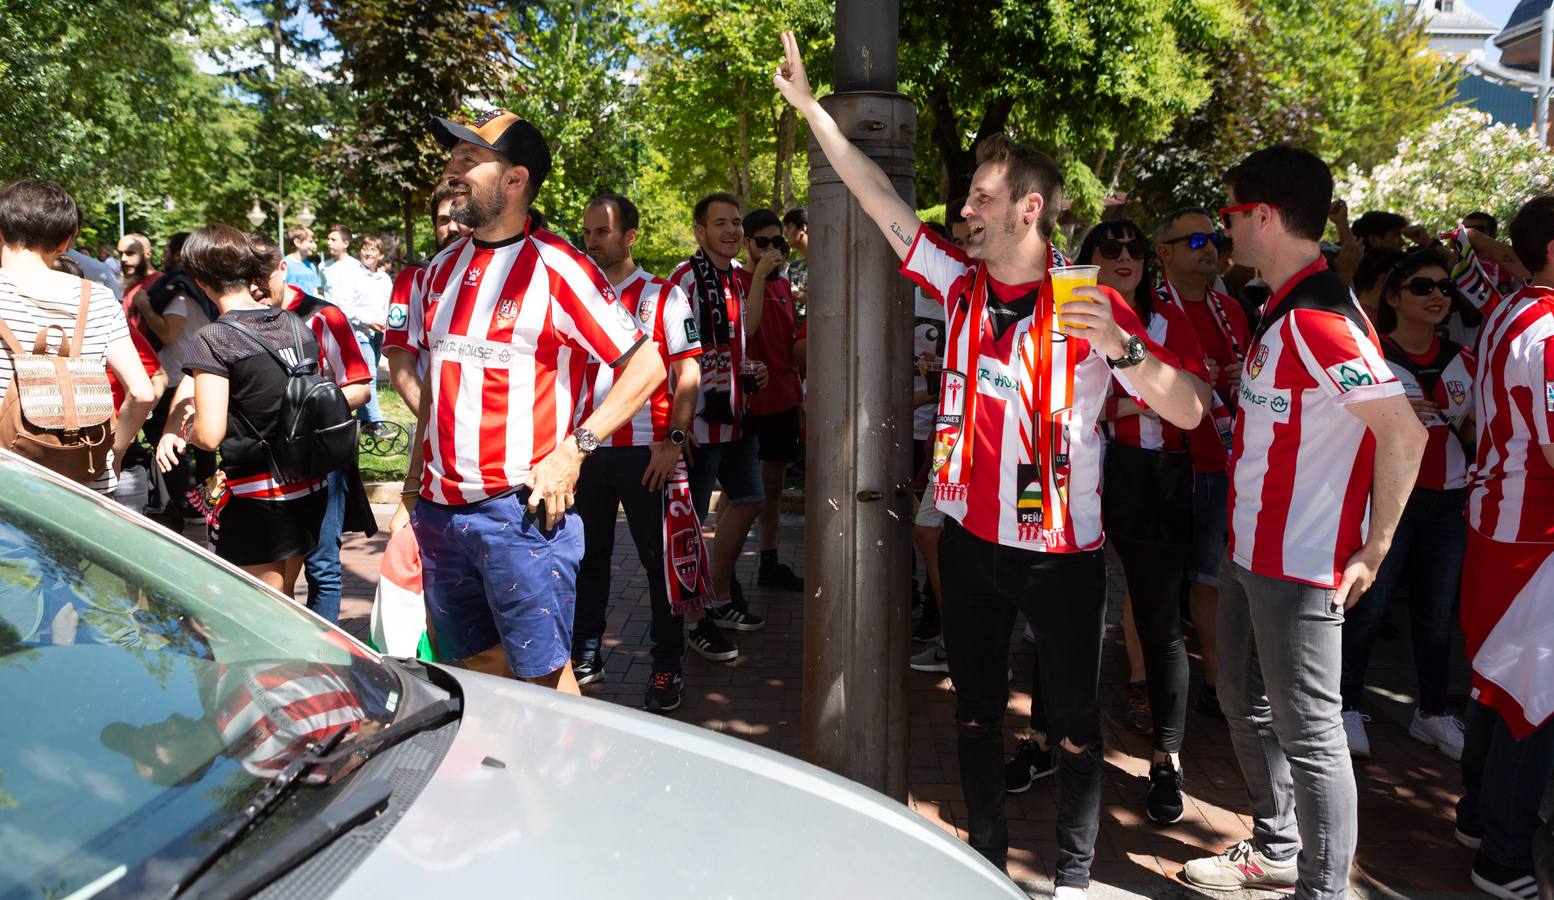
[
  {"xmin": 572, "ymin": 650, "xmax": 606, "ymax": 688},
  {"xmin": 912, "ymin": 608, "xmax": 942, "ymax": 643},
  {"xmin": 1471, "ymin": 854, "xmax": 1539, "ymax": 900},
  {"xmin": 1455, "ymin": 819, "xmax": 1484, "ymax": 850},
  {"xmin": 642, "ymin": 671, "xmax": 684, "ymax": 713},
  {"xmin": 758, "ymin": 560, "xmax": 805, "ymax": 591},
  {"xmin": 1195, "ymin": 684, "xmax": 1224, "ymax": 720},
  {"xmin": 1146, "ymin": 759, "xmax": 1185, "ymax": 824},
  {"xmin": 688, "ymin": 619, "xmax": 738, "ymax": 661},
  {"xmin": 705, "ymin": 602, "xmax": 766, "ymax": 632},
  {"xmin": 1005, "ymin": 738, "xmax": 1056, "ymax": 794}
]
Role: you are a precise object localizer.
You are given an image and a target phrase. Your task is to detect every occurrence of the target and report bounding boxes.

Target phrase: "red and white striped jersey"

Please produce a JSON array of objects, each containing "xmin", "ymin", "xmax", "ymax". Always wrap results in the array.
[
  {"xmin": 577, "ymin": 268, "xmax": 701, "ymax": 447},
  {"xmin": 212, "ymin": 662, "xmax": 367, "ymax": 777},
  {"xmin": 1227, "ymin": 259, "xmax": 1402, "ymax": 588},
  {"xmin": 406, "ymin": 228, "xmax": 646, "ymax": 506},
  {"xmin": 1380, "ymin": 336, "xmax": 1475, "ymax": 491},
  {"xmin": 670, "ymin": 255, "xmax": 747, "ymax": 445},
  {"xmin": 381, "ymin": 265, "xmax": 423, "ymax": 357},
  {"xmin": 1467, "ymin": 285, "xmax": 1554, "ymax": 543},
  {"xmin": 1104, "ymin": 302, "xmax": 1207, "ymax": 453},
  {"xmin": 282, "ymin": 287, "xmax": 373, "ymax": 389},
  {"xmin": 900, "ymin": 224, "xmax": 1199, "ymax": 552}
]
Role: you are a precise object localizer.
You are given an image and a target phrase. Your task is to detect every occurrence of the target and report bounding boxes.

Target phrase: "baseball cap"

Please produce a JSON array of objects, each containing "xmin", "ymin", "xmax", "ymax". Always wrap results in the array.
[{"xmin": 428, "ymin": 109, "xmax": 552, "ymax": 193}]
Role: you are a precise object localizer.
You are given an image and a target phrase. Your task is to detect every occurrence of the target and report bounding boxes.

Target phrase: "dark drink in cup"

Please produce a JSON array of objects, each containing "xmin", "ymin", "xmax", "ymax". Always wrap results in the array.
[{"xmin": 739, "ymin": 360, "xmax": 762, "ymax": 395}]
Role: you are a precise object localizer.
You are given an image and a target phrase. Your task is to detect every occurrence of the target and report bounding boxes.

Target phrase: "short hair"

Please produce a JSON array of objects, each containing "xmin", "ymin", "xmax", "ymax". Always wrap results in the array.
[
  {"xmin": 0, "ymin": 179, "xmax": 81, "ymax": 252},
  {"xmin": 430, "ymin": 181, "xmax": 460, "ymax": 220},
  {"xmin": 52, "ymin": 255, "xmax": 83, "ymax": 277},
  {"xmin": 587, "ymin": 193, "xmax": 640, "ymax": 232},
  {"xmin": 694, "ymin": 192, "xmax": 741, "ymax": 227},
  {"xmin": 947, "ymin": 197, "xmax": 968, "ymax": 227},
  {"xmin": 286, "ymin": 225, "xmax": 312, "ymax": 252},
  {"xmin": 247, "ymin": 232, "xmax": 284, "ymax": 285},
  {"xmin": 1376, "ymin": 247, "xmax": 1454, "ymax": 333},
  {"xmin": 1353, "ymin": 246, "xmax": 1406, "ymax": 294},
  {"xmin": 165, "ymin": 232, "xmax": 190, "ymax": 271},
  {"xmin": 1223, "ymin": 145, "xmax": 1333, "ymax": 242},
  {"xmin": 925, "ymin": 221, "xmax": 950, "ymax": 240},
  {"xmin": 1463, "ymin": 210, "xmax": 1498, "ymax": 237},
  {"xmin": 359, "ymin": 234, "xmax": 384, "ymax": 253},
  {"xmin": 327, "ymin": 223, "xmax": 352, "ymax": 244},
  {"xmin": 1351, "ymin": 211, "xmax": 1409, "ymax": 240},
  {"xmin": 783, "ymin": 206, "xmax": 807, "ymax": 229},
  {"xmin": 122, "ymin": 233, "xmax": 152, "ymax": 256},
  {"xmin": 973, "ymin": 133, "xmax": 1064, "ymax": 239},
  {"xmin": 1153, "ymin": 206, "xmax": 1217, "ymax": 244},
  {"xmin": 183, "ymin": 224, "xmax": 273, "ymax": 293},
  {"xmin": 1509, "ymin": 195, "xmax": 1554, "ymax": 275},
  {"xmin": 743, "ymin": 208, "xmax": 781, "ymax": 235}
]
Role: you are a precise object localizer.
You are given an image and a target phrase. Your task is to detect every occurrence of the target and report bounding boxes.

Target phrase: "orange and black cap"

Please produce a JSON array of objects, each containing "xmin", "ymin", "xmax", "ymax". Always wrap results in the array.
[{"xmin": 428, "ymin": 109, "xmax": 552, "ymax": 194}]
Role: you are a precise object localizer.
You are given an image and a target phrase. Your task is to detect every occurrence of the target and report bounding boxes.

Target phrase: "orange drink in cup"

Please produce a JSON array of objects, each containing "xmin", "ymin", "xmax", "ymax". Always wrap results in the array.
[{"xmin": 1049, "ymin": 265, "xmax": 1099, "ymax": 334}]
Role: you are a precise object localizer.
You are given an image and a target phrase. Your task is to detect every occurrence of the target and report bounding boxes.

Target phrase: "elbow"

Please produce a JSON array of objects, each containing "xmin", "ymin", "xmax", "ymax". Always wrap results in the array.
[
  {"xmin": 1160, "ymin": 376, "xmax": 1210, "ymax": 430},
  {"xmin": 128, "ymin": 384, "xmax": 158, "ymax": 407},
  {"xmin": 344, "ymin": 384, "xmax": 371, "ymax": 410}
]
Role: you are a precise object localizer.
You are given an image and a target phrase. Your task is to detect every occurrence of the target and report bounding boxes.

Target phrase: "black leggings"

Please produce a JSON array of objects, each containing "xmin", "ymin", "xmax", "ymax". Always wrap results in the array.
[{"xmin": 1109, "ymin": 536, "xmax": 1190, "ymax": 753}]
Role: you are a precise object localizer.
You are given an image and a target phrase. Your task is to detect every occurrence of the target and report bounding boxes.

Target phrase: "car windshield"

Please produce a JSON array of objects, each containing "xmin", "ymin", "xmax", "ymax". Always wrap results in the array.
[{"xmin": 0, "ymin": 455, "xmax": 402, "ymax": 899}]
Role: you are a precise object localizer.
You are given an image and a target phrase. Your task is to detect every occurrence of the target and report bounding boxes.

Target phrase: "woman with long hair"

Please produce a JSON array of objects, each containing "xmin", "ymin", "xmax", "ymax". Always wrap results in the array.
[
  {"xmin": 155, "ymin": 224, "xmax": 328, "ymax": 595},
  {"xmin": 1339, "ymin": 248, "xmax": 1473, "ymax": 761}
]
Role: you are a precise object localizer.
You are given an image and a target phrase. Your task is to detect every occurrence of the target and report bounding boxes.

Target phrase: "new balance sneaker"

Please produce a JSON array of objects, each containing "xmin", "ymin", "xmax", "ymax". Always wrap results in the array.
[
  {"xmin": 1195, "ymin": 684, "xmax": 1224, "ymax": 720},
  {"xmin": 642, "ymin": 671, "xmax": 684, "ymax": 713},
  {"xmin": 1408, "ymin": 709, "xmax": 1465, "ymax": 761},
  {"xmin": 1126, "ymin": 680, "xmax": 1153, "ymax": 735},
  {"xmin": 1342, "ymin": 709, "xmax": 1372, "ymax": 758},
  {"xmin": 705, "ymin": 602, "xmax": 765, "ymax": 632},
  {"xmin": 910, "ymin": 637, "xmax": 950, "ymax": 673},
  {"xmin": 1005, "ymin": 738, "xmax": 1055, "ymax": 794},
  {"xmin": 688, "ymin": 619, "xmax": 738, "ymax": 662},
  {"xmin": 758, "ymin": 559, "xmax": 805, "ymax": 591},
  {"xmin": 1145, "ymin": 759, "xmax": 1185, "ymax": 824},
  {"xmin": 1181, "ymin": 840, "xmax": 1298, "ymax": 892},
  {"xmin": 1455, "ymin": 819, "xmax": 1484, "ymax": 850},
  {"xmin": 572, "ymin": 650, "xmax": 606, "ymax": 688},
  {"xmin": 1471, "ymin": 855, "xmax": 1539, "ymax": 900}
]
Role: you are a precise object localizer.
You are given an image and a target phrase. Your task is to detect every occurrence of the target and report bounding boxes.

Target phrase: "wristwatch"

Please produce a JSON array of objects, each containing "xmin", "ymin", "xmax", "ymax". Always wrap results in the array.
[
  {"xmin": 668, "ymin": 428, "xmax": 687, "ymax": 446},
  {"xmin": 573, "ymin": 427, "xmax": 600, "ymax": 455},
  {"xmin": 1107, "ymin": 335, "xmax": 1148, "ymax": 370}
]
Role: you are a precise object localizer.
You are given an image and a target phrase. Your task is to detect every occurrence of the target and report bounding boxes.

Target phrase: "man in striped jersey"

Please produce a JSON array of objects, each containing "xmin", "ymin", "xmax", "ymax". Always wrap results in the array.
[
  {"xmin": 572, "ymin": 193, "xmax": 704, "ymax": 711},
  {"xmin": 398, "ymin": 110, "xmax": 666, "ymax": 693},
  {"xmin": 775, "ymin": 35, "xmax": 1208, "ymax": 897},
  {"xmin": 1182, "ymin": 146, "xmax": 1427, "ymax": 898},
  {"xmin": 1454, "ymin": 195, "xmax": 1554, "ymax": 900}
]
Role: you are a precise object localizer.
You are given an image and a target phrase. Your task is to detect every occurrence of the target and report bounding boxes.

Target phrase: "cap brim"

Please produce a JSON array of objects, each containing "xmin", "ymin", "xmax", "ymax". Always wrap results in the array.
[{"xmin": 428, "ymin": 117, "xmax": 496, "ymax": 153}]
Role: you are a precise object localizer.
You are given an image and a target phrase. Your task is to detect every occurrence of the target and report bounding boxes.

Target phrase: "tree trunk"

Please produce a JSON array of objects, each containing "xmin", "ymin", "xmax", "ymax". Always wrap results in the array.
[
  {"xmin": 927, "ymin": 85, "xmax": 1015, "ymax": 204},
  {"xmin": 774, "ymin": 104, "xmax": 796, "ymax": 212},
  {"xmin": 402, "ymin": 187, "xmax": 416, "ymax": 264},
  {"xmin": 736, "ymin": 83, "xmax": 752, "ymax": 207}
]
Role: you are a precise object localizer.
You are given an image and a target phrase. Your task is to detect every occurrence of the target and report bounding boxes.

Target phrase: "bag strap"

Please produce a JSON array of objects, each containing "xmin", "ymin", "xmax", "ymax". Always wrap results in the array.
[
  {"xmin": 218, "ymin": 315, "xmax": 308, "ymax": 375},
  {"xmin": 0, "ymin": 279, "xmax": 93, "ymax": 360},
  {"xmin": 67, "ymin": 279, "xmax": 90, "ymax": 357},
  {"xmin": 0, "ymin": 313, "xmax": 26, "ymax": 357}
]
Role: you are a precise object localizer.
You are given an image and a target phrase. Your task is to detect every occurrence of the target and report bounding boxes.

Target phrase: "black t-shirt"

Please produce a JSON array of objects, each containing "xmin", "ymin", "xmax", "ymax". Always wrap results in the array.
[{"xmin": 183, "ymin": 308, "xmax": 322, "ymax": 477}]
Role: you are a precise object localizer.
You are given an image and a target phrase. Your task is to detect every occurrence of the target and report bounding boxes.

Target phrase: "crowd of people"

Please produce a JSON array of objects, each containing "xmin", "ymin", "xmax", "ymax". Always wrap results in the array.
[{"xmin": 1, "ymin": 31, "xmax": 1551, "ymax": 900}]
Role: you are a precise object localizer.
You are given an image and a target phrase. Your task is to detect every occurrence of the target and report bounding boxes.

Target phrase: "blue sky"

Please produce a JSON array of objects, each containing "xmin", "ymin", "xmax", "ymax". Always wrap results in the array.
[{"xmin": 1472, "ymin": 0, "xmax": 1521, "ymax": 61}]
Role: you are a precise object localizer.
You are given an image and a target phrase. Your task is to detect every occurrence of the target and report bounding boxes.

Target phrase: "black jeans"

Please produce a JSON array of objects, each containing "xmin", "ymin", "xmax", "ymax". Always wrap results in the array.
[
  {"xmin": 939, "ymin": 518, "xmax": 1107, "ymax": 888},
  {"xmin": 1111, "ymin": 536, "xmax": 1190, "ymax": 753},
  {"xmin": 1458, "ymin": 699, "xmax": 1554, "ymax": 871},
  {"xmin": 572, "ymin": 446, "xmax": 684, "ymax": 674}
]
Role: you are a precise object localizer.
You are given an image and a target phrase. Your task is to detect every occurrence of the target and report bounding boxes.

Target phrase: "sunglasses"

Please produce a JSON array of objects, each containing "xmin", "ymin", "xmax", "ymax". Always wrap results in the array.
[
  {"xmin": 1096, "ymin": 237, "xmax": 1148, "ymax": 260},
  {"xmin": 1162, "ymin": 232, "xmax": 1227, "ymax": 251},
  {"xmin": 1404, "ymin": 277, "xmax": 1456, "ymax": 297},
  {"xmin": 1218, "ymin": 202, "xmax": 1281, "ymax": 229},
  {"xmin": 752, "ymin": 235, "xmax": 789, "ymax": 252}
]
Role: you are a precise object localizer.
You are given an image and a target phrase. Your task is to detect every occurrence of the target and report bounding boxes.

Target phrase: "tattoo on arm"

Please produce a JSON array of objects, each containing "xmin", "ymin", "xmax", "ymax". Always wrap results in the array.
[{"xmin": 891, "ymin": 223, "xmax": 911, "ymax": 247}]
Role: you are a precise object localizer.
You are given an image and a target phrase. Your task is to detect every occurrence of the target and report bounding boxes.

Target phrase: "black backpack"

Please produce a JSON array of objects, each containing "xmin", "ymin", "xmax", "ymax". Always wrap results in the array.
[{"xmin": 219, "ymin": 313, "xmax": 358, "ymax": 483}]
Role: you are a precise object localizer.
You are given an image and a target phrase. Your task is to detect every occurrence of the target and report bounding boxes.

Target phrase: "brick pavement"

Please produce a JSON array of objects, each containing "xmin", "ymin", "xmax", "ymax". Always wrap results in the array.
[{"xmin": 335, "ymin": 506, "xmax": 1481, "ymax": 899}]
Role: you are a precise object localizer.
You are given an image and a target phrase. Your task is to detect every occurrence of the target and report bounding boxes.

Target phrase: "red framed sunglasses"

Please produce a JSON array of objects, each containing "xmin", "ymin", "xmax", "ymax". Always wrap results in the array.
[{"xmin": 1218, "ymin": 202, "xmax": 1281, "ymax": 228}]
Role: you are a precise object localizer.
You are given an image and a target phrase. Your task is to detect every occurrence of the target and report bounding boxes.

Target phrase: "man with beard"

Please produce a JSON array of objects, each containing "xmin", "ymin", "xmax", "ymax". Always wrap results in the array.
[
  {"xmin": 394, "ymin": 110, "xmax": 665, "ymax": 692},
  {"xmin": 384, "ymin": 181, "xmax": 472, "ymax": 417},
  {"xmin": 571, "ymin": 193, "xmax": 704, "ymax": 711},
  {"xmin": 773, "ymin": 33, "xmax": 1208, "ymax": 897}
]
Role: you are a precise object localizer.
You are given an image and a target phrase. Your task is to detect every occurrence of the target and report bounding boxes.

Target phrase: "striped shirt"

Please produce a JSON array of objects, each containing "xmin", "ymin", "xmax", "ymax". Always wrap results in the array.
[
  {"xmin": 670, "ymin": 256, "xmax": 748, "ymax": 445},
  {"xmin": 0, "ymin": 271, "xmax": 131, "ymax": 493},
  {"xmin": 282, "ymin": 287, "xmax": 373, "ymax": 389},
  {"xmin": 1380, "ymin": 336, "xmax": 1475, "ymax": 492},
  {"xmin": 577, "ymin": 268, "xmax": 700, "ymax": 447},
  {"xmin": 1104, "ymin": 302, "xmax": 1207, "ymax": 453},
  {"xmin": 1227, "ymin": 259, "xmax": 1402, "ymax": 587},
  {"xmin": 213, "ymin": 661, "xmax": 368, "ymax": 778},
  {"xmin": 406, "ymin": 228, "xmax": 645, "ymax": 505},
  {"xmin": 1468, "ymin": 285, "xmax": 1554, "ymax": 543}
]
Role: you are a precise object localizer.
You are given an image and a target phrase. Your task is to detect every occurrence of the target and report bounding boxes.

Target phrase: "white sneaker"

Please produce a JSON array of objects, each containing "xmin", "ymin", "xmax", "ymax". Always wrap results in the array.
[
  {"xmin": 1181, "ymin": 840, "xmax": 1298, "ymax": 891},
  {"xmin": 911, "ymin": 638, "xmax": 949, "ymax": 673},
  {"xmin": 1343, "ymin": 710, "xmax": 1372, "ymax": 758},
  {"xmin": 1023, "ymin": 622, "xmax": 1036, "ymax": 646},
  {"xmin": 1052, "ymin": 887, "xmax": 1087, "ymax": 899},
  {"xmin": 1409, "ymin": 709, "xmax": 1465, "ymax": 761}
]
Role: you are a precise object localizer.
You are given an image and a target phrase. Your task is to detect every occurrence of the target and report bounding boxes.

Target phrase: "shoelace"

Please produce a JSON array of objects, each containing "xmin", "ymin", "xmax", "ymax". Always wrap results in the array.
[
  {"xmin": 1226, "ymin": 840, "xmax": 1255, "ymax": 864},
  {"xmin": 650, "ymin": 672, "xmax": 676, "ymax": 690}
]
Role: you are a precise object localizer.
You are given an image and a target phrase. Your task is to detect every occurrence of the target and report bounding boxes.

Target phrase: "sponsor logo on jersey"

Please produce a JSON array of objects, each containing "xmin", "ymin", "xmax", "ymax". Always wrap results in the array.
[
  {"xmin": 464, "ymin": 266, "xmax": 482, "ymax": 286},
  {"xmin": 684, "ymin": 319, "xmax": 700, "ymax": 344},
  {"xmin": 386, "ymin": 303, "xmax": 408, "ymax": 330},
  {"xmin": 1241, "ymin": 383, "xmax": 1293, "ymax": 423},
  {"xmin": 613, "ymin": 304, "xmax": 636, "ymax": 333},
  {"xmin": 1327, "ymin": 358, "xmax": 1376, "ymax": 392},
  {"xmin": 1546, "ymin": 381, "xmax": 1554, "ymax": 413}
]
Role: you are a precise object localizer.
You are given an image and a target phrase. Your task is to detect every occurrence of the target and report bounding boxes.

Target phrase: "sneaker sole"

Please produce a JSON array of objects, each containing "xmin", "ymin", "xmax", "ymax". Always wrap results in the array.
[
  {"xmin": 1005, "ymin": 766, "xmax": 1056, "ymax": 795},
  {"xmin": 709, "ymin": 619, "xmax": 764, "ymax": 633},
  {"xmin": 1471, "ymin": 868, "xmax": 1539, "ymax": 900},
  {"xmin": 574, "ymin": 671, "xmax": 606, "ymax": 688},
  {"xmin": 1179, "ymin": 871, "xmax": 1296, "ymax": 893},
  {"xmin": 1147, "ymin": 806, "xmax": 1185, "ymax": 825},
  {"xmin": 689, "ymin": 643, "xmax": 738, "ymax": 662},
  {"xmin": 643, "ymin": 697, "xmax": 683, "ymax": 713},
  {"xmin": 1408, "ymin": 725, "xmax": 1464, "ymax": 762},
  {"xmin": 1454, "ymin": 827, "xmax": 1483, "ymax": 850},
  {"xmin": 910, "ymin": 662, "xmax": 950, "ymax": 673}
]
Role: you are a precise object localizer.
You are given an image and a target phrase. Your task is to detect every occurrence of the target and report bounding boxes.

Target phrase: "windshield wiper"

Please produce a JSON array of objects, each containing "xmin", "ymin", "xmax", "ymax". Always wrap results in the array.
[{"xmin": 310, "ymin": 695, "xmax": 461, "ymax": 770}]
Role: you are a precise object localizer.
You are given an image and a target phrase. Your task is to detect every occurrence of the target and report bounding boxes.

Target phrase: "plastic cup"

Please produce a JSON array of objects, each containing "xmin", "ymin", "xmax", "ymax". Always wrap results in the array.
[{"xmin": 1049, "ymin": 265, "xmax": 1100, "ymax": 332}]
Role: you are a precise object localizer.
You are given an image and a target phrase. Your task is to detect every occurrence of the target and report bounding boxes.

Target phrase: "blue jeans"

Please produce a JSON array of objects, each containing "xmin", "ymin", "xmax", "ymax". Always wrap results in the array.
[
  {"xmin": 1340, "ymin": 486, "xmax": 1465, "ymax": 714},
  {"xmin": 354, "ymin": 330, "xmax": 382, "ymax": 424},
  {"xmin": 1458, "ymin": 699, "xmax": 1554, "ymax": 871},
  {"xmin": 303, "ymin": 469, "xmax": 348, "ymax": 623}
]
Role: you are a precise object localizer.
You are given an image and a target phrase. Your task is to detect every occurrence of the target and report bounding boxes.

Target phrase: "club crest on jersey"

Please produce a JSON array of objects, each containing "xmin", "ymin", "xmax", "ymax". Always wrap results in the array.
[
  {"xmin": 1248, "ymin": 345, "xmax": 1269, "ymax": 380},
  {"xmin": 637, "ymin": 297, "xmax": 655, "ymax": 325},
  {"xmin": 496, "ymin": 297, "xmax": 518, "ymax": 324},
  {"xmin": 1447, "ymin": 380, "xmax": 1466, "ymax": 408},
  {"xmin": 1326, "ymin": 358, "xmax": 1376, "ymax": 392},
  {"xmin": 1546, "ymin": 381, "xmax": 1554, "ymax": 413}
]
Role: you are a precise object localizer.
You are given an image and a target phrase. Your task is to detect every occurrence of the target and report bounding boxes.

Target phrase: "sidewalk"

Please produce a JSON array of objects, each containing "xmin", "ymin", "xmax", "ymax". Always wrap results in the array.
[{"xmin": 335, "ymin": 507, "xmax": 1480, "ymax": 899}]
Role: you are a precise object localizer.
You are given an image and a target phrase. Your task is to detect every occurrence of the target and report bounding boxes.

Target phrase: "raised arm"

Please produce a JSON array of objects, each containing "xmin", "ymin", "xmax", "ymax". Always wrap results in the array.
[{"xmin": 773, "ymin": 31, "xmax": 920, "ymax": 259}]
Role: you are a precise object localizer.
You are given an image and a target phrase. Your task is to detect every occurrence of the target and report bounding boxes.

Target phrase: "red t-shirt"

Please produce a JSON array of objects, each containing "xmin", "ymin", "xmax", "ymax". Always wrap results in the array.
[
  {"xmin": 108, "ymin": 325, "xmax": 163, "ymax": 408},
  {"xmin": 742, "ymin": 272, "xmax": 803, "ymax": 416}
]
